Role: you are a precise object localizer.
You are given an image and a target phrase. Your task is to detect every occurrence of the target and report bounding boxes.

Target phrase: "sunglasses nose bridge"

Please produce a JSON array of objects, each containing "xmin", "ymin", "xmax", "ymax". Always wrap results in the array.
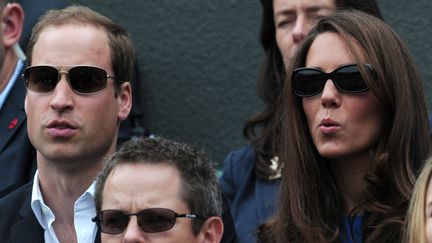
[
  {"xmin": 57, "ymin": 70, "xmax": 69, "ymax": 82},
  {"xmin": 317, "ymin": 73, "xmax": 334, "ymax": 93},
  {"xmin": 121, "ymin": 215, "xmax": 144, "ymax": 238},
  {"xmin": 320, "ymin": 79, "xmax": 342, "ymax": 101},
  {"xmin": 57, "ymin": 70, "xmax": 78, "ymax": 92}
]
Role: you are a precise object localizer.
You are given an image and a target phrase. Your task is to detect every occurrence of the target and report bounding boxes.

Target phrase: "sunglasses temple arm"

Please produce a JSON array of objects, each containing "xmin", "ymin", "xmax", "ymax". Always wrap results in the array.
[{"xmin": 178, "ymin": 213, "xmax": 201, "ymax": 219}]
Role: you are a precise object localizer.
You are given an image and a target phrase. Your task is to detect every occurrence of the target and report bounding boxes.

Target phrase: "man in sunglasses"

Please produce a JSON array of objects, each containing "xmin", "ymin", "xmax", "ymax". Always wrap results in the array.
[
  {"xmin": 0, "ymin": 5, "xmax": 133, "ymax": 243},
  {"xmin": 93, "ymin": 137, "xmax": 224, "ymax": 242},
  {"xmin": 0, "ymin": 1, "xmax": 36, "ymax": 198}
]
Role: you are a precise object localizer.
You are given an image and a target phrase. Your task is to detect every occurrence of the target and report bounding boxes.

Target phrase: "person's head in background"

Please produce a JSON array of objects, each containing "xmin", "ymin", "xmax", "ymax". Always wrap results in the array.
[
  {"xmin": 406, "ymin": 158, "xmax": 432, "ymax": 243},
  {"xmin": 269, "ymin": 10, "xmax": 430, "ymax": 242},
  {"xmin": 93, "ymin": 137, "xmax": 224, "ymax": 243},
  {"xmin": 245, "ymin": 0, "xmax": 382, "ymax": 180},
  {"xmin": 0, "ymin": 0, "xmax": 24, "ymax": 90},
  {"xmin": 272, "ymin": 0, "xmax": 382, "ymax": 63}
]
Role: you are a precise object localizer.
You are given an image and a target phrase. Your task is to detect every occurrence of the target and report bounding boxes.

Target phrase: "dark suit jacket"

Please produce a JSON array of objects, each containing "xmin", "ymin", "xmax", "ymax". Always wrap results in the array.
[
  {"xmin": 219, "ymin": 145, "xmax": 280, "ymax": 243},
  {"xmin": 0, "ymin": 64, "xmax": 36, "ymax": 197},
  {"xmin": 0, "ymin": 182, "xmax": 101, "ymax": 243}
]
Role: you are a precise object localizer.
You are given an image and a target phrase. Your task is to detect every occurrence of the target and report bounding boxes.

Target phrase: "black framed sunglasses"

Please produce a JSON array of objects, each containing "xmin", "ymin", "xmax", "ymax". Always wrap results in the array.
[
  {"xmin": 292, "ymin": 63, "xmax": 373, "ymax": 97},
  {"xmin": 92, "ymin": 208, "xmax": 202, "ymax": 234},
  {"xmin": 23, "ymin": 65, "xmax": 115, "ymax": 94}
]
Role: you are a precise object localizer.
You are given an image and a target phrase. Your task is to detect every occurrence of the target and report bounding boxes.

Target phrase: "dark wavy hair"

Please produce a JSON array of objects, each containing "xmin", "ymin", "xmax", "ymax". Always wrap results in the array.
[
  {"xmin": 245, "ymin": 0, "xmax": 382, "ymax": 179},
  {"xmin": 265, "ymin": 10, "xmax": 431, "ymax": 242}
]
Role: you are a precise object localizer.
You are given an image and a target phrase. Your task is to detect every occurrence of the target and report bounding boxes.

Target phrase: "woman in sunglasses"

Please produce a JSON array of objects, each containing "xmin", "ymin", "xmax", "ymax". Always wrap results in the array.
[
  {"xmin": 220, "ymin": 0, "xmax": 382, "ymax": 242},
  {"xmin": 258, "ymin": 10, "xmax": 431, "ymax": 242}
]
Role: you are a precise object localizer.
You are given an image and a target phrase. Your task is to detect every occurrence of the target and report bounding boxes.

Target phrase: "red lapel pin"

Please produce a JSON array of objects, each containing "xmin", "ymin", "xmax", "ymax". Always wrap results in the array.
[{"xmin": 8, "ymin": 118, "xmax": 18, "ymax": 130}]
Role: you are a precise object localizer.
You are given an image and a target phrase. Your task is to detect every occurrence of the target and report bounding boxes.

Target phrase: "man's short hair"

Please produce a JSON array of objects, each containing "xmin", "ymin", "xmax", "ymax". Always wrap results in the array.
[
  {"xmin": 94, "ymin": 137, "xmax": 223, "ymax": 235},
  {"xmin": 26, "ymin": 5, "xmax": 135, "ymax": 92}
]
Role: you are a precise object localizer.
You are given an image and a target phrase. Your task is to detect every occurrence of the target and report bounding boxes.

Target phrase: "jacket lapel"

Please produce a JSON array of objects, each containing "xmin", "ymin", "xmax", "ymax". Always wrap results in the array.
[
  {"xmin": 8, "ymin": 184, "xmax": 44, "ymax": 243},
  {"xmin": 9, "ymin": 211, "xmax": 44, "ymax": 243},
  {"xmin": 7, "ymin": 181, "xmax": 101, "ymax": 243},
  {"xmin": 0, "ymin": 67, "xmax": 27, "ymax": 153}
]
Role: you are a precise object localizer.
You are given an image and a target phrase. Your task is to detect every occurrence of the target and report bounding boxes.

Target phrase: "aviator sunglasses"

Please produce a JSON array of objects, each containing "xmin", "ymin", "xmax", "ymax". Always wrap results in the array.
[
  {"xmin": 23, "ymin": 65, "xmax": 115, "ymax": 94},
  {"xmin": 92, "ymin": 208, "xmax": 202, "ymax": 234},
  {"xmin": 292, "ymin": 63, "xmax": 374, "ymax": 97}
]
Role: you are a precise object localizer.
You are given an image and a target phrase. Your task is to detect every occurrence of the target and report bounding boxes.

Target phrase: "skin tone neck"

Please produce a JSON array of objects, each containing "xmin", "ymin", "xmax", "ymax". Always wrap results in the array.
[
  {"xmin": 329, "ymin": 155, "xmax": 373, "ymax": 213},
  {"xmin": 37, "ymin": 142, "xmax": 117, "ymax": 243},
  {"xmin": 36, "ymin": 144, "xmax": 113, "ymax": 200}
]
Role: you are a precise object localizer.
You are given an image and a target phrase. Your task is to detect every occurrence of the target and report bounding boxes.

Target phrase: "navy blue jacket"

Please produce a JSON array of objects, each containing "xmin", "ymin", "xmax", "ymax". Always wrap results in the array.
[
  {"xmin": 0, "ymin": 65, "xmax": 36, "ymax": 197},
  {"xmin": 219, "ymin": 145, "xmax": 280, "ymax": 243}
]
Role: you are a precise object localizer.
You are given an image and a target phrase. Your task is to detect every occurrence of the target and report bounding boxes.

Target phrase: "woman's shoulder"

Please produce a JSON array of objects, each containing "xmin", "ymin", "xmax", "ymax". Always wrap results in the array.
[
  {"xmin": 223, "ymin": 144, "xmax": 256, "ymax": 168},
  {"xmin": 220, "ymin": 144, "xmax": 257, "ymax": 193}
]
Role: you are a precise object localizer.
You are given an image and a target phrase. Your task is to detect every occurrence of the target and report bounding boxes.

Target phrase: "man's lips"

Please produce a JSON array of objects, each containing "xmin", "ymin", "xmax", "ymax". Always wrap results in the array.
[{"xmin": 46, "ymin": 120, "xmax": 78, "ymax": 137}]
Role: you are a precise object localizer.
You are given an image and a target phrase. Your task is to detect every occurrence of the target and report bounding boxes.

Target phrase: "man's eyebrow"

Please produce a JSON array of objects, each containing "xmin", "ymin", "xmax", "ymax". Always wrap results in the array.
[
  {"xmin": 304, "ymin": 5, "xmax": 335, "ymax": 14},
  {"xmin": 274, "ymin": 9, "xmax": 296, "ymax": 18}
]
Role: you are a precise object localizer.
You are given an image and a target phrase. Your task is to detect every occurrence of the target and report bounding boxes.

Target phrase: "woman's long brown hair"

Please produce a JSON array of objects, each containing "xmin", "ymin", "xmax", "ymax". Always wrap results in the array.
[
  {"xmin": 244, "ymin": 0, "xmax": 383, "ymax": 180},
  {"xmin": 267, "ymin": 10, "xmax": 431, "ymax": 242}
]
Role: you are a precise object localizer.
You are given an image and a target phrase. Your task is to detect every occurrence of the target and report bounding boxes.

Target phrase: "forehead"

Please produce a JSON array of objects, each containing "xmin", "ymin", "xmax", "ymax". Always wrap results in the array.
[
  {"xmin": 31, "ymin": 24, "xmax": 112, "ymax": 69},
  {"xmin": 306, "ymin": 32, "xmax": 365, "ymax": 69},
  {"xmin": 273, "ymin": 0, "xmax": 336, "ymax": 14},
  {"xmin": 102, "ymin": 163, "xmax": 188, "ymax": 211}
]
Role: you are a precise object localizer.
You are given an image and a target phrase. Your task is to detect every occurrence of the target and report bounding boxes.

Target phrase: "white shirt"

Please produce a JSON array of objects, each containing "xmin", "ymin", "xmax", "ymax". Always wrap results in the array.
[
  {"xmin": 30, "ymin": 170, "xmax": 98, "ymax": 243},
  {"xmin": 0, "ymin": 59, "xmax": 24, "ymax": 109}
]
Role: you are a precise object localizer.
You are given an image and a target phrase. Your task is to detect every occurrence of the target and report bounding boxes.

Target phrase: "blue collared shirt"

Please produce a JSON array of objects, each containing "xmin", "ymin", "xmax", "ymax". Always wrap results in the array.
[
  {"xmin": 30, "ymin": 170, "xmax": 98, "ymax": 243},
  {"xmin": 0, "ymin": 60, "xmax": 24, "ymax": 109}
]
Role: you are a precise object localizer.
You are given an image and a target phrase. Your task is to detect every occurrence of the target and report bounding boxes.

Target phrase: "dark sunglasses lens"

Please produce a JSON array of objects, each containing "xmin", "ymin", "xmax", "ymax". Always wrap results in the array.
[
  {"xmin": 293, "ymin": 69, "xmax": 324, "ymax": 97},
  {"xmin": 24, "ymin": 66, "xmax": 59, "ymax": 93},
  {"xmin": 69, "ymin": 66, "xmax": 107, "ymax": 93},
  {"xmin": 137, "ymin": 208, "xmax": 176, "ymax": 233},
  {"xmin": 335, "ymin": 65, "xmax": 368, "ymax": 92},
  {"xmin": 101, "ymin": 210, "xmax": 129, "ymax": 234}
]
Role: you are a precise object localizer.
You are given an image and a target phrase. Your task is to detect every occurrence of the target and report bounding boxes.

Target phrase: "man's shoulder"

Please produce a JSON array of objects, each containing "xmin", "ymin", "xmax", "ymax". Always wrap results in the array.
[
  {"xmin": 0, "ymin": 182, "xmax": 44, "ymax": 243},
  {"xmin": 0, "ymin": 182, "xmax": 32, "ymax": 213},
  {"xmin": 0, "ymin": 182, "xmax": 34, "ymax": 242}
]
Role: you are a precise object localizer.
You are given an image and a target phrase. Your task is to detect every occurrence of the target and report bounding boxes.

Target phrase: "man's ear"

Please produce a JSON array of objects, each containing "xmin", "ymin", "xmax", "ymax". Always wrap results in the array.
[
  {"xmin": 1, "ymin": 3, "xmax": 24, "ymax": 48},
  {"xmin": 117, "ymin": 82, "xmax": 132, "ymax": 121},
  {"xmin": 200, "ymin": 216, "xmax": 224, "ymax": 243}
]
